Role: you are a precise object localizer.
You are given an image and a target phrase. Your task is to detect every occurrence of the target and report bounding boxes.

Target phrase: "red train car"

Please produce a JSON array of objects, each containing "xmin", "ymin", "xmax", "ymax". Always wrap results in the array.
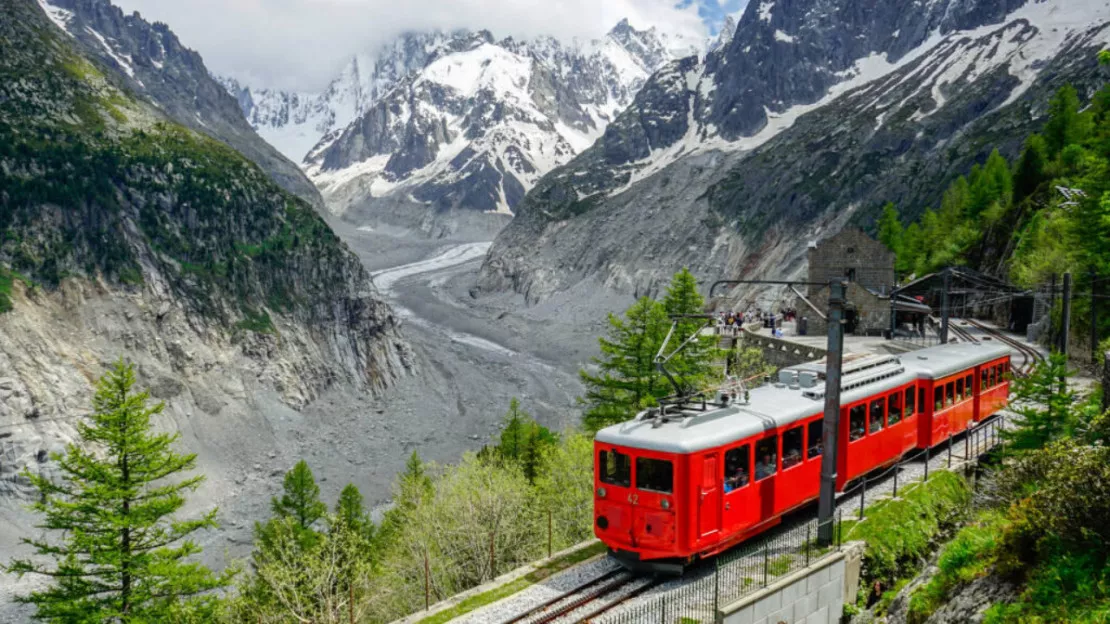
[{"xmin": 593, "ymin": 342, "xmax": 1012, "ymax": 573}]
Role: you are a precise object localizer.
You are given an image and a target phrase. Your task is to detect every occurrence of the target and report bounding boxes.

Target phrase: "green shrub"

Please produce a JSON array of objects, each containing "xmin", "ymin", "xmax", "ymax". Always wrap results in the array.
[
  {"xmin": 846, "ymin": 471, "xmax": 972, "ymax": 588},
  {"xmin": 907, "ymin": 510, "xmax": 1009, "ymax": 623},
  {"xmin": 235, "ymin": 309, "xmax": 276, "ymax": 335}
]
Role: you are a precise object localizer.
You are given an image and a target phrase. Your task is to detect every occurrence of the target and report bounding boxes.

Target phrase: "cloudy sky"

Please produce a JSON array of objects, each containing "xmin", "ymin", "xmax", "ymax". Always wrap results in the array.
[{"xmin": 112, "ymin": 0, "xmax": 747, "ymax": 92}]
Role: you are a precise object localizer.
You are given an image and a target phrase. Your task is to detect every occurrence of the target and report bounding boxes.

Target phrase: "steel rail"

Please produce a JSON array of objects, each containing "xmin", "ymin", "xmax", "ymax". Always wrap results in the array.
[
  {"xmin": 964, "ymin": 319, "xmax": 1044, "ymax": 376},
  {"xmin": 574, "ymin": 578, "xmax": 663, "ymax": 623},
  {"xmin": 501, "ymin": 571, "xmax": 633, "ymax": 624}
]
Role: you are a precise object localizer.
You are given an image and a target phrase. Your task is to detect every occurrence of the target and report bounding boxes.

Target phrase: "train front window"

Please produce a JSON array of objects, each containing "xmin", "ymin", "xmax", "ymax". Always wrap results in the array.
[
  {"xmin": 905, "ymin": 387, "xmax": 916, "ymax": 417},
  {"xmin": 869, "ymin": 398, "xmax": 885, "ymax": 433},
  {"xmin": 754, "ymin": 436, "xmax": 778, "ymax": 480},
  {"xmin": 888, "ymin": 392, "xmax": 902, "ymax": 426},
  {"xmin": 849, "ymin": 405, "xmax": 866, "ymax": 441},
  {"xmin": 599, "ymin": 450, "xmax": 631, "ymax": 487},
  {"xmin": 807, "ymin": 420, "xmax": 823, "ymax": 459},
  {"xmin": 783, "ymin": 427, "xmax": 803, "ymax": 469},
  {"xmin": 724, "ymin": 445, "xmax": 750, "ymax": 492},
  {"xmin": 919, "ymin": 388, "xmax": 926, "ymax": 414},
  {"xmin": 635, "ymin": 457, "xmax": 673, "ymax": 494}
]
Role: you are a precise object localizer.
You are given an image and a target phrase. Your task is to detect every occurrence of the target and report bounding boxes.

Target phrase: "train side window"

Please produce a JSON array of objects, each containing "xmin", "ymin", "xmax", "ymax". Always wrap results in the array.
[
  {"xmin": 888, "ymin": 392, "xmax": 902, "ymax": 425},
  {"xmin": 946, "ymin": 382, "xmax": 955, "ymax": 407},
  {"xmin": 989, "ymin": 367, "xmax": 996, "ymax": 388},
  {"xmin": 807, "ymin": 420, "xmax": 823, "ymax": 458},
  {"xmin": 956, "ymin": 378, "xmax": 964, "ymax": 402},
  {"xmin": 599, "ymin": 450, "xmax": 631, "ymax": 487},
  {"xmin": 934, "ymin": 387, "xmax": 943, "ymax": 411},
  {"xmin": 783, "ymin": 427, "xmax": 803, "ymax": 469},
  {"xmin": 636, "ymin": 457, "xmax": 673, "ymax": 494},
  {"xmin": 918, "ymin": 388, "xmax": 926, "ymax": 414},
  {"xmin": 724, "ymin": 445, "xmax": 750, "ymax": 492},
  {"xmin": 964, "ymin": 375, "xmax": 973, "ymax": 399},
  {"xmin": 869, "ymin": 398, "xmax": 885, "ymax": 433},
  {"xmin": 849, "ymin": 405, "xmax": 866, "ymax": 441},
  {"xmin": 904, "ymin": 387, "xmax": 915, "ymax": 418},
  {"xmin": 754, "ymin": 436, "xmax": 778, "ymax": 480}
]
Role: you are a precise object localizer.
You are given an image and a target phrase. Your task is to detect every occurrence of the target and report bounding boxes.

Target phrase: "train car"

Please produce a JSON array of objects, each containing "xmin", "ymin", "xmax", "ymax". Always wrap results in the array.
[{"xmin": 593, "ymin": 342, "xmax": 1011, "ymax": 573}]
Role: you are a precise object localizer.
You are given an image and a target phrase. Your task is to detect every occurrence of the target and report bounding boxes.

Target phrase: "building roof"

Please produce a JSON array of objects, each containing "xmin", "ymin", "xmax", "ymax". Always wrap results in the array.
[{"xmin": 594, "ymin": 342, "xmax": 1011, "ymax": 454}]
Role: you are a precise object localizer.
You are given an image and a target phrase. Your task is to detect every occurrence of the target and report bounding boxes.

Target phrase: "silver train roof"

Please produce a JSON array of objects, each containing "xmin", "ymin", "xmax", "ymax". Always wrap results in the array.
[{"xmin": 594, "ymin": 341, "xmax": 1011, "ymax": 454}]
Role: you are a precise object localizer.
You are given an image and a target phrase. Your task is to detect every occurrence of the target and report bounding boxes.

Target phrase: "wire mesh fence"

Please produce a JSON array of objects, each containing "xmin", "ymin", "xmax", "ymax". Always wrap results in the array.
[
  {"xmin": 596, "ymin": 513, "xmax": 844, "ymax": 624},
  {"xmin": 596, "ymin": 415, "xmax": 1009, "ymax": 624}
]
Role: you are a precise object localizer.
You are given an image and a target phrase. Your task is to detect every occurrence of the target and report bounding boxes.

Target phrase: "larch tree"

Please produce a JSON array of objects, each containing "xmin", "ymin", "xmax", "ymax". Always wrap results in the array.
[
  {"xmin": 271, "ymin": 460, "xmax": 326, "ymax": 533},
  {"xmin": 533, "ymin": 430, "xmax": 595, "ymax": 549},
  {"xmin": 1003, "ymin": 354, "xmax": 1079, "ymax": 454},
  {"xmin": 5, "ymin": 359, "xmax": 229, "ymax": 622},
  {"xmin": 662, "ymin": 268, "xmax": 719, "ymax": 392},
  {"xmin": 579, "ymin": 296, "xmax": 671, "ymax": 432}
]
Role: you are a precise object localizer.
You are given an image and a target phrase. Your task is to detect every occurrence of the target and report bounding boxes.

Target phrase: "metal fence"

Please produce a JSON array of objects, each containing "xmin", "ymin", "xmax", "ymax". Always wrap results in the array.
[
  {"xmin": 597, "ymin": 415, "xmax": 1008, "ymax": 624},
  {"xmin": 596, "ymin": 513, "xmax": 844, "ymax": 624}
]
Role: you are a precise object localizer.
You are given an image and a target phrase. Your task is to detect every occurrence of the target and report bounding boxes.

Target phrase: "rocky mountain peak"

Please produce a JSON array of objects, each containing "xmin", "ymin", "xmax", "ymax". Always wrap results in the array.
[{"xmin": 710, "ymin": 15, "xmax": 738, "ymax": 53}]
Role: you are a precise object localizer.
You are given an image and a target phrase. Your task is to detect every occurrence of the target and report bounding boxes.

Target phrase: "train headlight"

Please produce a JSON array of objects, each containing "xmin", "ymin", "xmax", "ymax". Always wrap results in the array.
[
  {"xmin": 596, "ymin": 515, "xmax": 609, "ymax": 530},
  {"xmin": 597, "ymin": 487, "xmax": 607, "ymax": 498},
  {"xmin": 661, "ymin": 498, "xmax": 671, "ymax": 510}
]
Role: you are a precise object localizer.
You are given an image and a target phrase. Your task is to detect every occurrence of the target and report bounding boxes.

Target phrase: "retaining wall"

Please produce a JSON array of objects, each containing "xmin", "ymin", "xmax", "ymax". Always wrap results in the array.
[
  {"xmin": 741, "ymin": 331, "xmax": 829, "ymax": 369},
  {"xmin": 719, "ymin": 542, "xmax": 865, "ymax": 624}
]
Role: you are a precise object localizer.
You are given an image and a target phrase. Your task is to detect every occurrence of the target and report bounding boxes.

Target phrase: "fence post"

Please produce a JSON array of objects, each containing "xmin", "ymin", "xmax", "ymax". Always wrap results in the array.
[
  {"xmin": 965, "ymin": 426, "xmax": 970, "ymax": 460},
  {"xmin": 893, "ymin": 462, "xmax": 899, "ymax": 498},
  {"xmin": 924, "ymin": 445, "xmax": 929, "ymax": 481},
  {"xmin": 762, "ymin": 542, "xmax": 769, "ymax": 586},
  {"xmin": 948, "ymin": 436, "xmax": 953, "ymax": 468},
  {"xmin": 715, "ymin": 555, "xmax": 721, "ymax": 611},
  {"xmin": 806, "ymin": 523, "xmax": 812, "ymax": 566},
  {"xmin": 859, "ymin": 476, "xmax": 867, "ymax": 520},
  {"xmin": 424, "ymin": 547, "xmax": 431, "ymax": 611},
  {"xmin": 548, "ymin": 508, "xmax": 553, "ymax": 559}
]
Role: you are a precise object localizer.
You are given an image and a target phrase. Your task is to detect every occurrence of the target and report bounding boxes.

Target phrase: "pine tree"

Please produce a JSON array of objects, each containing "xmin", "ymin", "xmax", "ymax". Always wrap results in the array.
[
  {"xmin": 334, "ymin": 483, "xmax": 374, "ymax": 543},
  {"xmin": 579, "ymin": 296, "xmax": 671, "ymax": 432},
  {"xmin": 662, "ymin": 268, "xmax": 719, "ymax": 391},
  {"xmin": 1013, "ymin": 134, "xmax": 1049, "ymax": 204},
  {"xmin": 497, "ymin": 398, "xmax": 528, "ymax": 462},
  {"xmin": 272, "ymin": 460, "xmax": 327, "ymax": 533},
  {"xmin": 1044, "ymin": 85, "xmax": 1083, "ymax": 157},
  {"xmin": 876, "ymin": 203, "xmax": 904, "ymax": 265},
  {"xmin": 5, "ymin": 359, "xmax": 229, "ymax": 621},
  {"xmin": 1003, "ymin": 354, "xmax": 1079, "ymax": 454}
]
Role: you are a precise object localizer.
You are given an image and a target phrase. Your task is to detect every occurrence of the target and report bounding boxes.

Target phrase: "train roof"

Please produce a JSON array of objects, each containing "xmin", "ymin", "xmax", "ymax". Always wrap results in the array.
[{"xmin": 594, "ymin": 341, "xmax": 1011, "ymax": 455}]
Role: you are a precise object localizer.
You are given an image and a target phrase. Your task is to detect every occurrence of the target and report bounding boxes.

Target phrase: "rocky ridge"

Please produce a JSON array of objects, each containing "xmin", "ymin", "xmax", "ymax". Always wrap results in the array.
[
  {"xmin": 222, "ymin": 22, "xmax": 708, "ymax": 237},
  {"xmin": 478, "ymin": 0, "xmax": 1110, "ymax": 305},
  {"xmin": 0, "ymin": 0, "xmax": 410, "ymax": 505},
  {"xmin": 34, "ymin": 0, "xmax": 323, "ymax": 207}
]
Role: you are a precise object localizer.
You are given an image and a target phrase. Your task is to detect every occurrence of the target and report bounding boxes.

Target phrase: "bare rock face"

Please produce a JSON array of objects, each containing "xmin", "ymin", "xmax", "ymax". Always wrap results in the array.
[
  {"xmin": 479, "ymin": 0, "xmax": 1110, "ymax": 307},
  {"xmin": 0, "ymin": 0, "xmax": 412, "ymax": 502}
]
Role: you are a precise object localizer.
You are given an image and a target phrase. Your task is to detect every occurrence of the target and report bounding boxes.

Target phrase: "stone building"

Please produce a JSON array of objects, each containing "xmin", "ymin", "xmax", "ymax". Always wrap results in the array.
[{"xmin": 796, "ymin": 229, "xmax": 924, "ymax": 336}]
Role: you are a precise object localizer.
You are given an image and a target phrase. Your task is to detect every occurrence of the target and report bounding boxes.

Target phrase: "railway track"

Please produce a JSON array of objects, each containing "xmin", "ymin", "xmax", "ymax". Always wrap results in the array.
[
  {"xmin": 501, "ymin": 571, "xmax": 660, "ymax": 624},
  {"xmin": 964, "ymin": 318, "xmax": 1044, "ymax": 376},
  {"xmin": 948, "ymin": 321, "xmax": 979, "ymax": 345}
]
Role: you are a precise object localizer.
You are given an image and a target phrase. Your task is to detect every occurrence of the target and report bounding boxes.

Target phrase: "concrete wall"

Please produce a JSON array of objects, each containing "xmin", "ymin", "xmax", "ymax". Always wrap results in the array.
[
  {"xmin": 719, "ymin": 542, "xmax": 866, "ymax": 624},
  {"xmin": 741, "ymin": 332, "xmax": 828, "ymax": 369}
]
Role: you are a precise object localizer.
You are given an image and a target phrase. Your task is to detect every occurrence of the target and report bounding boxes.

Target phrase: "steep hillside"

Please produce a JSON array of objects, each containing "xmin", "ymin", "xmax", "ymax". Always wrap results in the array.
[
  {"xmin": 34, "ymin": 0, "xmax": 324, "ymax": 208},
  {"xmin": 0, "ymin": 0, "xmax": 408, "ymax": 511},
  {"xmin": 479, "ymin": 0, "xmax": 1110, "ymax": 304}
]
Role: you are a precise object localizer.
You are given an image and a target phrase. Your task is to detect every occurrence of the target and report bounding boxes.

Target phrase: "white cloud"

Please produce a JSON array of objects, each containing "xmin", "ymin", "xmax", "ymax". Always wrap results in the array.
[{"xmin": 112, "ymin": 0, "xmax": 708, "ymax": 91}]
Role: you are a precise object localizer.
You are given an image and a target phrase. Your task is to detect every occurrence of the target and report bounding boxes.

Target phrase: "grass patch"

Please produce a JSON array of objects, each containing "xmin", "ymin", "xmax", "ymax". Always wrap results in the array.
[
  {"xmin": 906, "ymin": 510, "xmax": 1008, "ymax": 623},
  {"xmin": 235, "ymin": 308, "xmax": 276, "ymax": 335},
  {"xmin": 768, "ymin": 554, "xmax": 795, "ymax": 576},
  {"xmin": 0, "ymin": 267, "xmax": 32, "ymax": 314},
  {"xmin": 414, "ymin": 541, "xmax": 607, "ymax": 624},
  {"xmin": 845, "ymin": 471, "xmax": 972, "ymax": 594}
]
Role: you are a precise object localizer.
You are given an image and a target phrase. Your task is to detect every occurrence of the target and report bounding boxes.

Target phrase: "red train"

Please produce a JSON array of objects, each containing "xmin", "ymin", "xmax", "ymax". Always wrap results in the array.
[{"xmin": 593, "ymin": 342, "xmax": 1012, "ymax": 573}]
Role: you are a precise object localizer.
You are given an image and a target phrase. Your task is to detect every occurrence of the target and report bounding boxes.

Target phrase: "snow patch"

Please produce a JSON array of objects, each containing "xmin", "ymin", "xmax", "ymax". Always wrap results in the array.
[
  {"xmin": 35, "ymin": 0, "xmax": 74, "ymax": 35},
  {"xmin": 84, "ymin": 27, "xmax": 137, "ymax": 80},
  {"xmin": 758, "ymin": 2, "xmax": 775, "ymax": 23},
  {"xmin": 774, "ymin": 30, "xmax": 796, "ymax": 43}
]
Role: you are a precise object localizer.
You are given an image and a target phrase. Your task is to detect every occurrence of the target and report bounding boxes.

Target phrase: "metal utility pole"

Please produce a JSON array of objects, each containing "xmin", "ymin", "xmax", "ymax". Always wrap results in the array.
[
  {"xmin": 818, "ymin": 280, "xmax": 846, "ymax": 545},
  {"xmin": 1091, "ymin": 269, "xmax": 1099, "ymax": 364},
  {"xmin": 940, "ymin": 268, "xmax": 951, "ymax": 344},
  {"xmin": 1050, "ymin": 273, "xmax": 1058, "ymax": 348},
  {"xmin": 1061, "ymin": 272, "xmax": 1072, "ymax": 359}
]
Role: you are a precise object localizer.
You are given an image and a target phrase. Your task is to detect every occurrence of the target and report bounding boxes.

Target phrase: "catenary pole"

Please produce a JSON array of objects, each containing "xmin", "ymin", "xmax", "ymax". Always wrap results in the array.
[
  {"xmin": 940, "ymin": 268, "xmax": 950, "ymax": 344},
  {"xmin": 1062, "ymin": 272, "xmax": 1072, "ymax": 360},
  {"xmin": 818, "ymin": 280, "xmax": 846, "ymax": 545}
]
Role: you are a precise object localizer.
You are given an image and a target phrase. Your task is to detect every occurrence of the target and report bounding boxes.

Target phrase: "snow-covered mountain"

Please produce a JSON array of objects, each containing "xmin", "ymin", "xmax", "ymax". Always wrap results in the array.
[
  {"xmin": 479, "ymin": 0, "xmax": 1110, "ymax": 304},
  {"xmin": 220, "ymin": 21, "xmax": 705, "ymax": 234}
]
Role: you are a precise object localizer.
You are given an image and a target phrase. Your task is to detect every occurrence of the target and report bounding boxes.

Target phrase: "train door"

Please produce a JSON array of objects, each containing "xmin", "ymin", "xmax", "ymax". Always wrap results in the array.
[{"xmin": 698, "ymin": 453, "xmax": 721, "ymax": 538}]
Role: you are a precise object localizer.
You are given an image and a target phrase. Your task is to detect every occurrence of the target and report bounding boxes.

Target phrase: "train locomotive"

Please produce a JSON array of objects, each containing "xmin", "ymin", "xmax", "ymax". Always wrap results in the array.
[{"xmin": 593, "ymin": 341, "xmax": 1012, "ymax": 573}]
